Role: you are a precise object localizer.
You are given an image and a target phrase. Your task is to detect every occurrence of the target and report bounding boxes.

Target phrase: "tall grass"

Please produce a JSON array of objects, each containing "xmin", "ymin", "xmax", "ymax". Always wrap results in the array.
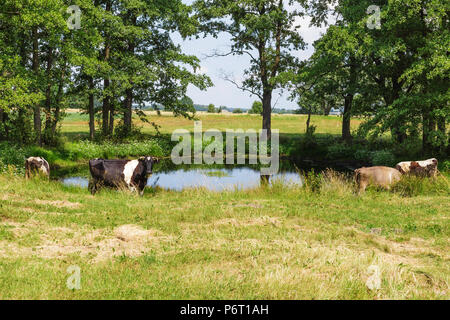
[{"xmin": 392, "ymin": 175, "xmax": 450, "ymax": 197}]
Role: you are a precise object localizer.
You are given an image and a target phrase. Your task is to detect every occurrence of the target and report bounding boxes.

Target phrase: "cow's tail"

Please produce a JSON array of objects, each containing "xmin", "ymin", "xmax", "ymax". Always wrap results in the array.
[
  {"xmin": 355, "ymin": 169, "xmax": 361, "ymax": 188},
  {"xmin": 25, "ymin": 159, "xmax": 29, "ymax": 179},
  {"xmin": 354, "ymin": 169, "xmax": 361, "ymax": 185}
]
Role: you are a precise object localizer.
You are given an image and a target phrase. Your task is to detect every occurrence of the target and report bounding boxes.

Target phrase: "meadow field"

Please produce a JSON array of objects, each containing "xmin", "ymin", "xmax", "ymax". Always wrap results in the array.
[
  {"xmin": 61, "ymin": 111, "xmax": 364, "ymax": 138},
  {"xmin": 0, "ymin": 112, "xmax": 448, "ymax": 300}
]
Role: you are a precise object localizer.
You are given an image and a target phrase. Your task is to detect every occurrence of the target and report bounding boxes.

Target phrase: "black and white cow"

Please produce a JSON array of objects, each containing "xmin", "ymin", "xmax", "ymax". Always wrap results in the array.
[
  {"xmin": 25, "ymin": 157, "xmax": 50, "ymax": 179},
  {"xmin": 88, "ymin": 157, "xmax": 159, "ymax": 195}
]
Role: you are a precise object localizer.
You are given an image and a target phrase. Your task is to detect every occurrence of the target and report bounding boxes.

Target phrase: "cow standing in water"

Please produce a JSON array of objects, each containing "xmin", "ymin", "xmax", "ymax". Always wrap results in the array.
[
  {"xmin": 88, "ymin": 157, "xmax": 159, "ymax": 196},
  {"xmin": 25, "ymin": 157, "xmax": 50, "ymax": 179},
  {"xmin": 396, "ymin": 158, "xmax": 438, "ymax": 177},
  {"xmin": 354, "ymin": 166, "xmax": 402, "ymax": 193}
]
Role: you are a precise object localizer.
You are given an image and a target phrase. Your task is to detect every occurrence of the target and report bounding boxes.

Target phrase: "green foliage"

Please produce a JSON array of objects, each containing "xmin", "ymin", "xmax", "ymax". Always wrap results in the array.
[
  {"xmin": 207, "ymin": 104, "xmax": 216, "ymax": 113},
  {"xmin": 0, "ymin": 0, "xmax": 212, "ymax": 145},
  {"xmin": 370, "ymin": 150, "xmax": 396, "ymax": 167},
  {"xmin": 232, "ymin": 108, "xmax": 243, "ymax": 114},
  {"xmin": 303, "ymin": 169, "xmax": 323, "ymax": 193},
  {"xmin": 248, "ymin": 101, "xmax": 263, "ymax": 115},
  {"xmin": 326, "ymin": 143, "xmax": 355, "ymax": 160}
]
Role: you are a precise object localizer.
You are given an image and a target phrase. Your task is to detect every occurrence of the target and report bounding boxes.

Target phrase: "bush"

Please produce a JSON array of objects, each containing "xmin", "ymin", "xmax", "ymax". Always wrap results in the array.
[
  {"xmin": 354, "ymin": 149, "xmax": 372, "ymax": 163},
  {"xmin": 326, "ymin": 142, "xmax": 354, "ymax": 160},
  {"xmin": 392, "ymin": 175, "xmax": 450, "ymax": 197},
  {"xmin": 207, "ymin": 104, "xmax": 216, "ymax": 113},
  {"xmin": 0, "ymin": 142, "xmax": 27, "ymax": 168},
  {"xmin": 440, "ymin": 160, "xmax": 450, "ymax": 172},
  {"xmin": 371, "ymin": 150, "xmax": 396, "ymax": 167},
  {"xmin": 303, "ymin": 169, "xmax": 322, "ymax": 193}
]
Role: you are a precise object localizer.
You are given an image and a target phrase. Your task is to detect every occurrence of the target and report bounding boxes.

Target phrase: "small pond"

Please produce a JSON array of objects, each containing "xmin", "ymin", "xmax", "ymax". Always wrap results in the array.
[
  {"xmin": 62, "ymin": 167, "xmax": 303, "ymax": 192},
  {"xmin": 59, "ymin": 158, "xmax": 357, "ymax": 192}
]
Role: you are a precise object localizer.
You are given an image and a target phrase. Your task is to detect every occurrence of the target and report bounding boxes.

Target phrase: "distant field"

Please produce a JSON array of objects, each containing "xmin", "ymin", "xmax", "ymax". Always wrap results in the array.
[{"xmin": 61, "ymin": 111, "xmax": 364, "ymax": 139}]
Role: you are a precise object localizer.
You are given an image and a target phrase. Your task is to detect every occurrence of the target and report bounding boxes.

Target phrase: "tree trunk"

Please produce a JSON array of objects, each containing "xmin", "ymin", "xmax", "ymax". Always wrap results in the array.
[
  {"xmin": 102, "ymin": 0, "xmax": 111, "ymax": 136},
  {"xmin": 262, "ymin": 90, "xmax": 272, "ymax": 140},
  {"xmin": 32, "ymin": 27, "xmax": 41, "ymax": 146},
  {"xmin": 437, "ymin": 115, "xmax": 446, "ymax": 150},
  {"xmin": 342, "ymin": 94, "xmax": 353, "ymax": 142},
  {"xmin": 306, "ymin": 107, "xmax": 312, "ymax": 132},
  {"xmin": 0, "ymin": 109, "xmax": 4, "ymax": 140},
  {"xmin": 109, "ymin": 99, "xmax": 115, "ymax": 135},
  {"xmin": 88, "ymin": 77, "xmax": 95, "ymax": 141},
  {"xmin": 324, "ymin": 101, "xmax": 333, "ymax": 116},
  {"xmin": 52, "ymin": 62, "xmax": 66, "ymax": 135},
  {"xmin": 422, "ymin": 108, "xmax": 435, "ymax": 155},
  {"xmin": 102, "ymin": 78, "xmax": 110, "ymax": 135},
  {"xmin": 123, "ymin": 15, "xmax": 136, "ymax": 136},
  {"xmin": 123, "ymin": 89, "xmax": 133, "ymax": 134},
  {"xmin": 44, "ymin": 47, "xmax": 53, "ymax": 142}
]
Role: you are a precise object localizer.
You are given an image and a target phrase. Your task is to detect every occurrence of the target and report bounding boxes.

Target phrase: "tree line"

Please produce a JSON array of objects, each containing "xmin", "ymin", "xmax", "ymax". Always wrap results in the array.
[
  {"xmin": 0, "ymin": 0, "xmax": 448, "ymax": 156},
  {"xmin": 0, "ymin": 0, "xmax": 211, "ymax": 145}
]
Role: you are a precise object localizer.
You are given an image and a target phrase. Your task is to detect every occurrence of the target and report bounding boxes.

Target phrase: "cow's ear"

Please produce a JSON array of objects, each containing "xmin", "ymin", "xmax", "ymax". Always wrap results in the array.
[{"xmin": 153, "ymin": 157, "xmax": 160, "ymax": 164}]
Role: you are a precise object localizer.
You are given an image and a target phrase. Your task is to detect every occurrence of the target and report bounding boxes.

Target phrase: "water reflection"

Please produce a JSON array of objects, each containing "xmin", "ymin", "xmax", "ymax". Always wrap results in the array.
[{"xmin": 61, "ymin": 167, "xmax": 303, "ymax": 192}]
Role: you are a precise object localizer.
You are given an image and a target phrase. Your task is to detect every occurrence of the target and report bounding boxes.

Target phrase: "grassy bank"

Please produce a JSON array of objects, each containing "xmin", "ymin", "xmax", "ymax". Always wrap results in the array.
[
  {"xmin": 0, "ymin": 173, "xmax": 448, "ymax": 299},
  {"xmin": 1, "ymin": 112, "xmax": 447, "ymax": 176}
]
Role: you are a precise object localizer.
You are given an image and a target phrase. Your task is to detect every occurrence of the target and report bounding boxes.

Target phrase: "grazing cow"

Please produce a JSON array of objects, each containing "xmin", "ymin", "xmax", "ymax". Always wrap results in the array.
[
  {"xmin": 88, "ymin": 157, "xmax": 159, "ymax": 195},
  {"xmin": 25, "ymin": 157, "xmax": 50, "ymax": 179},
  {"xmin": 396, "ymin": 158, "xmax": 438, "ymax": 177},
  {"xmin": 355, "ymin": 166, "xmax": 401, "ymax": 193}
]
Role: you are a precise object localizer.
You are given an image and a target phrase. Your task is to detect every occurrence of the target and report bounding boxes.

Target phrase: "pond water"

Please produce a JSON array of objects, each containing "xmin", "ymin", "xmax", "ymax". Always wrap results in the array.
[
  {"xmin": 61, "ymin": 166, "xmax": 303, "ymax": 192},
  {"xmin": 59, "ymin": 158, "xmax": 357, "ymax": 192}
]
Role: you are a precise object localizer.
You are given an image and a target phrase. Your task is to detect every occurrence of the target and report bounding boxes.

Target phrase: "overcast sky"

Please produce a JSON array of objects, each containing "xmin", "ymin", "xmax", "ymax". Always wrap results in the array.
[{"xmin": 172, "ymin": 1, "xmax": 332, "ymax": 110}]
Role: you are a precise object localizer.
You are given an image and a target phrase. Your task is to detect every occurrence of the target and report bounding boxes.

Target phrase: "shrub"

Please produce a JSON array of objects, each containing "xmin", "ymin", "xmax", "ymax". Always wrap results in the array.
[
  {"xmin": 0, "ymin": 142, "xmax": 27, "ymax": 168},
  {"xmin": 441, "ymin": 160, "xmax": 450, "ymax": 172},
  {"xmin": 207, "ymin": 104, "xmax": 216, "ymax": 113},
  {"xmin": 354, "ymin": 149, "xmax": 372, "ymax": 163},
  {"xmin": 371, "ymin": 150, "xmax": 396, "ymax": 167},
  {"xmin": 301, "ymin": 125, "xmax": 317, "ymax": 150},
  {"xmin": 303, "ymin": 169, "xmax": 322, "ymax": 193},
  {"xmin": 326, "ymin": 142, "xmax": 354, "ymax": 160},
  {"xmin": 391, "ymin": 175, "xmax": 450, "ymax": 197}
]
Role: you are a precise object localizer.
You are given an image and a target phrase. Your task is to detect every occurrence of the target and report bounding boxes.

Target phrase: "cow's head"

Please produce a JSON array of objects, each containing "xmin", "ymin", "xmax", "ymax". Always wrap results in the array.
[{"xmin": 139, "ymin": 157, "xmax": 159, "ymax": 175}]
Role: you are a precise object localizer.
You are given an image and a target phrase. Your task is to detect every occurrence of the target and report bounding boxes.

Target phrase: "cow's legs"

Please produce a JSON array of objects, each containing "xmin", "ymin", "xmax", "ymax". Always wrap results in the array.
[
  {"xmin": 358, "ymin": 182, "xmax": 367, "ymax": 194},
  {"xmin": 88, "ymin": 179, "xmax": 98, "ymax": 195}
]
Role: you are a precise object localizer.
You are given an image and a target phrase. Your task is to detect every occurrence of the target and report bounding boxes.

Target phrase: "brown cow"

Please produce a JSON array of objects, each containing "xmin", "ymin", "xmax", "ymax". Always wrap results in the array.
[
  {"xmin": 355, "ymin": 166, "xmax": 402, "ymax": 193},
  {"xmin": 396, "ymin": 158, "xmax": 438, "ymax": 177},
  {"xmin": 25, "ymin": 157, "xmax": 50, "ymax": 179}
]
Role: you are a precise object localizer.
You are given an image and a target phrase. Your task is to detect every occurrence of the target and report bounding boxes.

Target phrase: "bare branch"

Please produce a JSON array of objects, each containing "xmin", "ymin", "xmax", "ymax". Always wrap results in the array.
[
  {"xmin": 219, "ymin": 70, "xmax": 263, "ymax": 100},
  {"xmin": 203, "ymin": 48, "xmax": 258, "ymax": 64}
]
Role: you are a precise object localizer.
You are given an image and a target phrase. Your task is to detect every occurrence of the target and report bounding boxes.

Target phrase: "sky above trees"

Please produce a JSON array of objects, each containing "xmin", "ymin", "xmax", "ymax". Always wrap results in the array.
[{"xmin": 174, "ymin": 0, "xmax": 332, "ymax": 109}]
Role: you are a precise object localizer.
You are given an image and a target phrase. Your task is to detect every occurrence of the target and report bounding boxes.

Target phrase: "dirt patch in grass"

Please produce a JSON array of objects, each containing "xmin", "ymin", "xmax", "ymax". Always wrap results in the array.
[
  {"xmin": 232, "ymin": 203, "xmax": 264, "ymax": 209},
  {"xmin": 0, "ymin": 221, "xmax": 170, "ymax": 263},
  {"xmin": 35, "ymin": 199, "xmax": 81, "ymax": 209},
  {"xmin": 214, "ymin": 216, "xmax": 282, "ymax": 227}
]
